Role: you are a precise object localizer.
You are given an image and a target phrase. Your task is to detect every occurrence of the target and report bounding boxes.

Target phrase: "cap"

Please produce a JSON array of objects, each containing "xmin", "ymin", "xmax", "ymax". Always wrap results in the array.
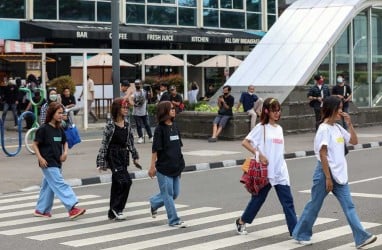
[
  {"xmin": 169, "ymin": 85, "xmax": 176, "ymax": 91},
  {"xmin": 121, "ymin": 80, "xmax": 130, "ymax": 87},
  {"xmin": 134, "ymin": 79, "xmax": 141, "ymax": 84}
]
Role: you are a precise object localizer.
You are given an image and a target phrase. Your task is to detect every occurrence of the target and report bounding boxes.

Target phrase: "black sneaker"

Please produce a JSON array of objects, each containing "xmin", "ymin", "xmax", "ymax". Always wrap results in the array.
[
  {"xmin": 150, "ymin": 206, "xmax": 157, "ymax": 218},
  {"xmin": 235, "ymin": 218, "xmax": 248, "ymax": 235}
]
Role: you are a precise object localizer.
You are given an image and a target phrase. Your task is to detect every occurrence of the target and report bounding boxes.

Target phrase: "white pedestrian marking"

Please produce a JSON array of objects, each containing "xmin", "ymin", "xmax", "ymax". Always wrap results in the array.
[
  {"xmin": 254, "ymin": 222, "xmax": 380, "ymax": 250},
  {"xmin": 101, "ymin": 214, "xmax": 287, "ymax": 250},
  {"xmin": 28, "ymin": 204, "xmax": 188, "ymax": 240},
  {"xmin": 299, "ymin": 190, "xmax": 382, "ymax": 199},
  {"xmin": 175, "ymin": 218, "xmax": 336, "ymax": 250},
  {"xmin": 183, "ymin": 150, "xmax": 240, "ymax": 156},
  {"xmin": 0, "ymin": 194, "xmax": 99, "ymax": 211},
  {"xmin": 0, "ymin": 194, "xmax": 39, "ymax": 204},
  {"xmin": 61, "ymin": 207, "xmax": 225, "ymax": 247},
  {"xmin": 0, "ymin": 202, "xmax": 149, "ymax": 235}
]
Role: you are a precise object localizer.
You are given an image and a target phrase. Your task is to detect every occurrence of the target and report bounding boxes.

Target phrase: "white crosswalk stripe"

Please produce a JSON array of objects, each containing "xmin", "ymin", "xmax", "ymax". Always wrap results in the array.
[{"xmin": 0, "ymin": 193, "xmax": 380, "ymax": 250}]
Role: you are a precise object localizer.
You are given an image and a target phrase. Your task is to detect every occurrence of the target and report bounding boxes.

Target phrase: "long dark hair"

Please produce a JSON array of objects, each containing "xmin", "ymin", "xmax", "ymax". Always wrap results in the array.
[
  {"xmin": 45, "ymin": 102, "xmax": 63, "ymax": 127},
  {"xmin": 156, "ymin": 101, "xmax": 174, "ymax": 124},
  {"xmin": 110, "ymin": 97, "xmax": 128, "ymax": 122},
  {"xmin": 260, "ymin": 97, "xmax": 281, "ymax": 125},
  {"xmin": 320, "ymin": 96, "xmax": 341, "ymax": 124}
]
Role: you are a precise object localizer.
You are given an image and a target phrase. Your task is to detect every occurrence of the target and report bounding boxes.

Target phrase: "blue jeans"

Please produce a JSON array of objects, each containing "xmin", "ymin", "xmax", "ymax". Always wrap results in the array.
[
  {"xmin": 2, "ymin": 103, "xmax": 18, "ymax": 126},
  {"xmin": 241, "ymin": 183, "xmax": 297, "ymax": 235},
  {"xmin": 292, "ymin": 161, "xmax": 372, "ymax": 246},
  {"xmin": 150, "ymin": 171, "xmax": 180, "ymax": 225},
  {"xmin": 35, "ymin": 167, "xmax": 78, "ymax": 212}
]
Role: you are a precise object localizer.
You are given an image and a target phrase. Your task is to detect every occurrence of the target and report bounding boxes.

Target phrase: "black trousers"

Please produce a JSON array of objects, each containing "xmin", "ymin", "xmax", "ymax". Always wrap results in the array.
[{"xmin": 107, "ymin": 146, "xmax": 132, "ymax": 217}]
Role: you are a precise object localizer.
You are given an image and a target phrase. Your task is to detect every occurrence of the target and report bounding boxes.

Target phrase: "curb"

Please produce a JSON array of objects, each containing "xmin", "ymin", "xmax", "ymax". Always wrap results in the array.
[{"xmin": 20, "ymin": 141, "xmax": 382, "ymax": 192}]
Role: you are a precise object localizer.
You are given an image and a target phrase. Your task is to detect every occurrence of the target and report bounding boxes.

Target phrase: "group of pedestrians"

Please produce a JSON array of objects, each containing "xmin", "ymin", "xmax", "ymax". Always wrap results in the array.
[{"xmin": 29, "ymin": 78, "xmax": 377, "ymax": 248}]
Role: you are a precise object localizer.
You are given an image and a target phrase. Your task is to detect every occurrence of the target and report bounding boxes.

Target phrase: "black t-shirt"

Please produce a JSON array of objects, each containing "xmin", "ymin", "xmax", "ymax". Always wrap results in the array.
[
  {"xmin": 61, "ymin": 95, "xmax": 76, "ymax": 107},
  {"xmin": 35, "ymin": 124, "xmax": 66, "ymax": 168},
  {"xmin": 109, "ymin": 125, "xmax": 128, "ymax": 146},
  {"xmin": 152, "ymin": 123, "xmax": 185, "ymax": 177},
  {"xmin": 218, "ymin": 94, "xmax": 234, "ymax": 116}
]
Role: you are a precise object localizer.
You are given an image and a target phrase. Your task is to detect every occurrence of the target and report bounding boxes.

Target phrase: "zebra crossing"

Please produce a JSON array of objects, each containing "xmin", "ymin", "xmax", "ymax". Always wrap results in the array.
[{"xmin": 0, "ymin": 192, "xmax": 380, "ymax": 250}]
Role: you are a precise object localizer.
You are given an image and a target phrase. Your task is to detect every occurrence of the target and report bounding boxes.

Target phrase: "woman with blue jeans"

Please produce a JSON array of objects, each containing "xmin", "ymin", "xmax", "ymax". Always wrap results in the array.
[
  {"xmin": 236, "ymin": 98, "xmax": 297, "ymax": 236},
  {"xmin": 148, "ymin": 101, "xmax": 186, "ymax": 228},
  {"xmin": 292, "ymin": 96, "xmax": 377, "ymax": 248}
]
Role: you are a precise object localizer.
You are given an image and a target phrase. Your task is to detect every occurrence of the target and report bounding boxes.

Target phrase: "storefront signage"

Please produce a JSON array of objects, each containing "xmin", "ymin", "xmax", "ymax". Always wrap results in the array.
[
  {"xmin": 191, "ymin": 36, "xmax": 209, "ymax": 43},
  {"xmin": 146, "ymin": 34, "xmax": 174, "ymax": 41}
]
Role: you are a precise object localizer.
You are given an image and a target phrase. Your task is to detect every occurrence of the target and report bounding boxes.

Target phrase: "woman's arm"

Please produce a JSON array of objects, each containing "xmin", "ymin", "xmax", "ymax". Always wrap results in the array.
[{"xmin": 319, "ymin": 145, "xmax": 333, "ymax": 192}]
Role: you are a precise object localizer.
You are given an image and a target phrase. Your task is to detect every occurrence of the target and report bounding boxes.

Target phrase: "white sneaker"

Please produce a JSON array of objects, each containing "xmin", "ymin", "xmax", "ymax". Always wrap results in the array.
[
  {"xmin": 171, "ymin": 221, "xmax": 188, "ymax": 228},
  {"xmin": 149, "ymin": 137, "xmax": 153, "ymax": 143},
  {"xmin": 111, "ymin": 209, "xmax": 127, "ymax": 220},
  {"xmin": 137, "ymin": 137, "xmax": 144, "ymax": 144},
  {"xmin": 297, "ymin": 240, "xmax": 312, "ymax": 246}
]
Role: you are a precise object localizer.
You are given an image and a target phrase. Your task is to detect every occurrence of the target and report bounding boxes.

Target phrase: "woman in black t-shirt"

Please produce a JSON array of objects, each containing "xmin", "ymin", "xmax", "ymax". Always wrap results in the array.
[
  {"xmin": 96, "ymin": 98, "xmax": 141, "ymax": 221},
  {"xmin": 33, "ymin": 102, "xmax": 86, "ymax": 219},
  {"xmin": 148, "ymin": 101, "xmax": 187, "ymax": 228}
]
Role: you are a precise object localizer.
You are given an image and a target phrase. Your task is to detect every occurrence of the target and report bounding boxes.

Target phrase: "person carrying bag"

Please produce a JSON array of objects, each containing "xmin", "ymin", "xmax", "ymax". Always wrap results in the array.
[{"xmin": 235, "ymin": 97, "xmax": 297, "ymax": 237}]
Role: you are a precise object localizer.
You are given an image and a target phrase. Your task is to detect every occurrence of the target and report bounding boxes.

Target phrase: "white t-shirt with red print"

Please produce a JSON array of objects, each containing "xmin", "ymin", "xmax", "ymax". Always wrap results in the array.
[{"xmin": 245, "ymin": 123, "xmax": 290, "ymax": 186}]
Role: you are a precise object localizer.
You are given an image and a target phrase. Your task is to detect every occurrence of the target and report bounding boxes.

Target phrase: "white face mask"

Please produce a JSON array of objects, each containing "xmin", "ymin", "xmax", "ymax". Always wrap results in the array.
[
  {"xmin": 49, "ymin": 94, "xmax": 57, "ymax": 101},
  {"xmin": 337, "ymin": 77, "xmax": 344, "ymax": 83}
]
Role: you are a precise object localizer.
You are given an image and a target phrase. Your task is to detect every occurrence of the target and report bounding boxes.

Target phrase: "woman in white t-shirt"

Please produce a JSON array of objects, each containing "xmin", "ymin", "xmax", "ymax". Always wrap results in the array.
[
  {"xmin": 235, "ymin": 97, "xmax": 297, "ymax": 236},
  {"xmin": 292, "ymin": 96, "xmax": 377, "ymax": 248}
]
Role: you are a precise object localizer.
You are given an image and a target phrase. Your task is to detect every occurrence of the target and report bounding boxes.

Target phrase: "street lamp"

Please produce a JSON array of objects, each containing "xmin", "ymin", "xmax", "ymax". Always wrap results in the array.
[{"xmin": 353, "ymin": 35, "xmax": 366, "ymax": 52}]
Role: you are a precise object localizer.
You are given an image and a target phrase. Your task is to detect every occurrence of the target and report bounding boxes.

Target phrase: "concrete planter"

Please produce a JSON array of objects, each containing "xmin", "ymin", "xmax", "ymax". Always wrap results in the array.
[{"xmin": 176, "ymin": 111, "xmax": 250, "ymax": 140}]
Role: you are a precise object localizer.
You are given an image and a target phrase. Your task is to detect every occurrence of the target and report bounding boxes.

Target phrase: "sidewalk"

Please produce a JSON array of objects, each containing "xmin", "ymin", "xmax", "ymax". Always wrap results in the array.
[{"xmin": 1, "ymin": 124, "xmax": 382, "ymax": 194}]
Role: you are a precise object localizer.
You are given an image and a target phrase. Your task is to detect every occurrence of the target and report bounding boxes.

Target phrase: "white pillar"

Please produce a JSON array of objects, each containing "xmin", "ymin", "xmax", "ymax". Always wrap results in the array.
[
  {"xmin": 82, "ymin": 52, "xmax": 88, "ymax": 130},
  {"xmin": 141, "ymin": 53, "xmax": 145, "ymax": 80},
  {"xmin": 41, "ymin": 52, "xmax": 46, "ymax": 97},
  {"xmin": 183, "ymin": 54, "xmax": 188, "ymax": 100}
]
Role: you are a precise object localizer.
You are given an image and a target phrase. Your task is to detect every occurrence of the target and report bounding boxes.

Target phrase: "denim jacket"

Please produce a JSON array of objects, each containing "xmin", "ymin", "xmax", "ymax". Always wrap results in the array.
[{"xmin": 96, "ymin": 119, "xmax": 139, "ymax": 170}]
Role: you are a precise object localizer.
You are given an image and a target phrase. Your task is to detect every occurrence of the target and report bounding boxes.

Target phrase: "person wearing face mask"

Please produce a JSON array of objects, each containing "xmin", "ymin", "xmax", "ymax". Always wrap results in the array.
[
  {"xmin": 40, "ymin": 89, "xmax": 60, "ymax": 125},
  {"xmin": 235, "ymin": 85, "xmax": 262, "ymax": 130},
  {"xmin": 208, "ymin": 85, "xmax": 234, "ymax": 142},
  {"xmin": 332, "ymin": 74, "xmax": 352, "ymax": 130},
  {"xmin": 307, "ymin": 74, "xmax": 331, "ymax": 131}
]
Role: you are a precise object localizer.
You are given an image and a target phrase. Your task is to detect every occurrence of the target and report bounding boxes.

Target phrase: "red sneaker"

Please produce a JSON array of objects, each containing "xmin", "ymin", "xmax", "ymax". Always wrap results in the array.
[
  {"xmin": 68, "ymin": 207, "xmax": 86, "ymax": 219},
  {"xmin": 33, "ymin": 210, "xmax": 52, "ymax": 218}
]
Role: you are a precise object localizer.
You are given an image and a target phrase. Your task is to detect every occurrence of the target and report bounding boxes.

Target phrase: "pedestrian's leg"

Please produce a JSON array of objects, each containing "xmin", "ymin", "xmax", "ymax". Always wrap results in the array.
[
  {"xmin": 211, "ymin": 123, "xmax": 218, "ymax": 138},
  {"xmin": 314, "ymin": 108, "xmax": 321, "ymax": 131},
  {"xmin": 247, "ymin": 109, "xmax": 257, "ymax": 130},
  {"xmin": 1, "ymin": 102, "xmax": 9, "ymax": 122},
  {"xmin": 35, "ymin": 177, "xmax": 55, "ymax": 214},
  {"xmin": 172, "ymin": 175, "xmax": 180, "ymax": 200},
  {"xmin": 42, "ymin": 167, "xmax": 78, "ymax": 211},
  {"xmin": 134, "ymin": 116, "xmax": 143, "ymax": 138},
  {"xmin": 156, "ymin": 171, "xmax": 180, "ymax": 225},
  {"xmin": 142, "ymin": 115, "xmax": 153, "ymax": 138},
  {"xmin": 11, "ymin": 104, "xmax": 18, "ymax": 126},
  {"xmin": 332, "ymin": 183, "xmax": 372, "ymax": 246},
  {"xmin": 292, "ymin": 162, "xmax": 328, "ymax": 241},
  {"xmin": 88, "ymin": 100, "xmax": 98, "ymax": 121},
  {"xmin": 241, "ymin": 184, "xmax": 271, "ymax": 224},
  {"xmin": 274, "ymin": 184, "xmax": 298, "ymax": 235}
]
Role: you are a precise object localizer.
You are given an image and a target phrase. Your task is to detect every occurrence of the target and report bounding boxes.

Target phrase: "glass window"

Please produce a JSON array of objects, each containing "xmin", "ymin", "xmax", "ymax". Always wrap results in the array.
[
  {"xmin": 371, "ymin": 8, "xmax": 382, "ymax": 107},
  {"xmin": 203, "ymin": 9, "xmax": 218, "ymax": 27},
  {"xmin": 334, "ymin": 27, "xmax": 350, "ymax": 87},
  {"xmin": 59, "ymin": 0, "xmax": 95, "ymax": 21},
  {"xmin": 126, "ymin": 4, "xmax": 145, "ymax": 24},
  {"xmin": 267, "ymin": 14, "xmax": 276, "ymax": 28},
  {"xmin": 179, "ymin": 0, "xmax": 196, "ymax": 7},
  {"xmin": 233, "ymin": 1, "xmax": 243, "ymax": 10},
  {"xmin": 147, "ymin": 6, "xmax": 176, "ymax": 25},
  {"xmin": 0, "ymin": 0, "xmax": 25, "ymax": 18},
  {"xmin": 179, "ymin": 7, "xmax": 196, "ymax": 26},
  {"xmin": 203, "ymin": 0, "xmax": 218, "ymax": 8},
  {"xmin": 97, "ymin": 1, "xmax": 111, "ymax": 22},
  {"xmin": 220, "ymin": 0, "xmax": 231, "ymax": 9},
  {"xmin": 127, "ymin": 0, "xmax": 144, "ymax": 2},
  {"xmin": 162, "ymin": 0, "xmax": 175, "ymax": 3},
  {"xmin": 247, "ymin": 0, "xmax": 261, "ymax": 12},
  {"xmin": 220, "ymin": 11, "xmax": 244, "ymax": 29},
  {"xmin": 34, "ymin": 0, "xmax": 57, "ymax": 19},
  {"xmin": 267, "ymin": 0, "xmax": 276, "ymax": 14},
  {"xmin": 148, "ymin": 0, "xmax": 161, "ymax": 3},
  {"xmin": 247, "ymin": 13, "xmax": 261, "ymax": 30}
]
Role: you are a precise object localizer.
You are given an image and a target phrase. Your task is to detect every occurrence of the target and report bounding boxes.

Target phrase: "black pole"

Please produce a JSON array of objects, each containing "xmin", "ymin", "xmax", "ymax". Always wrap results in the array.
[{"xmin": 111, "ymin": 0, "xmax": 120, "ymax": 99}]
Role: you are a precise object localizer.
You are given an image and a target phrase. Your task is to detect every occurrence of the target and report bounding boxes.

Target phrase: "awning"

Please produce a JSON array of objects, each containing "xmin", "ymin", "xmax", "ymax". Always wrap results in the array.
[
  {"xmin": 20, "ymin": 21, "xmax": 262, "ymax": 45},
  {"xmin": 0, "ymin": 54, "xmax": 56, "ymax": 63},
  {"xmin": 4, "ymin": 40, "xmax": 33, "ymax": 53}
]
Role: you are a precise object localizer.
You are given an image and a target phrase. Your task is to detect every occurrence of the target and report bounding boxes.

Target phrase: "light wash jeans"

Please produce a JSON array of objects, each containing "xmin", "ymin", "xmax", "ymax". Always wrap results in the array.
[
  {"xmin": 150, "ymin": 171, "xmax": 180, "ymax": 225},
  {"xmin": 292, "ymin": 161, "xmax": 372, "ymax": 246},
  {"xmin": 35, "ymin": 167, "xmax": 78, "ymax": 213}
]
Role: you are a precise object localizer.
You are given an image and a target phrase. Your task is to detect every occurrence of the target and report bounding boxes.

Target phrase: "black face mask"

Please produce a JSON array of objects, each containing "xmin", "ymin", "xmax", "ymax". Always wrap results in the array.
[{"xmin": 223, "ymin": 93, "xmax": 229, "ymax": 96}]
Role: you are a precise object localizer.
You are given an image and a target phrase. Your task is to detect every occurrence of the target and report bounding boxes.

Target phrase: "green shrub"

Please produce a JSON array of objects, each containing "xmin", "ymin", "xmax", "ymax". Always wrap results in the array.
[{"xmin": 48, "ymin": 75, "xmax": 76, "ymax": 95}]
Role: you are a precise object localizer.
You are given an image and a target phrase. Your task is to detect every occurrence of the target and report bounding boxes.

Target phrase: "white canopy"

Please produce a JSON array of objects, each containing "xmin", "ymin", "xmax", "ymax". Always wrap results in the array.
[
  {"xmin": 135, "ymin": 54, "xmax": 193, "ymax": 66},
  {"xmin": 73, "ymin": 52, "xmax": 135, "ymax": 67},
  {"xmin": 195, "ymin": 55, "xmax": 242, "ymax": 68}
]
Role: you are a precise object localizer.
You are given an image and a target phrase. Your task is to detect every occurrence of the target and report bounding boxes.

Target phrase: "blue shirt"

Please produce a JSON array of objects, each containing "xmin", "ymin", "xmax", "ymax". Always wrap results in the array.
[{"xmin": 240, "ymin": 92, "xmax": 259, "ymax": 112}]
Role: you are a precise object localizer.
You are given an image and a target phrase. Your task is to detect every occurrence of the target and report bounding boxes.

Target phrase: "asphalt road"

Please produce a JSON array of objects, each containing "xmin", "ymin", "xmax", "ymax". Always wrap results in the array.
[{"xmin": 0, "ymin": 148, "xmax": 380, "ymax": 250}]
